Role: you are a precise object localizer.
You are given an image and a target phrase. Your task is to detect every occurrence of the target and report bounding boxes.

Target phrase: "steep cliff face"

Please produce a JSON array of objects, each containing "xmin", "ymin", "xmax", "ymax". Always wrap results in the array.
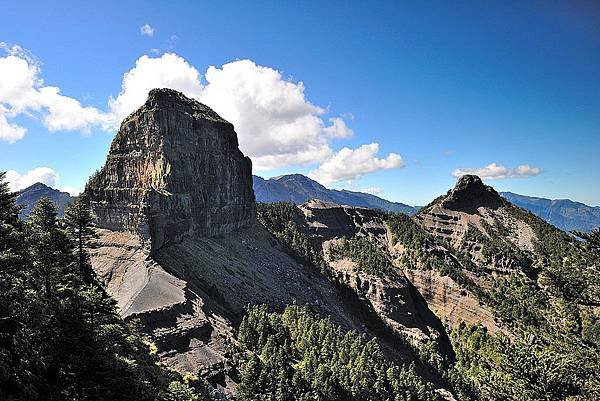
[
  {"xmin": 298, "ymin": 199, "xmax": 388, "ymax": 247},
  {"xmin": 86, "ymin": 88, "xmax": 255, "ymax": 251}
]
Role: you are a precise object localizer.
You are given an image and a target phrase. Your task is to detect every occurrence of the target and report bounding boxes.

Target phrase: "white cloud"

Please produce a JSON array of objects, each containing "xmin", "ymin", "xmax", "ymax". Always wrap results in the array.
[
  {"xmin": 5, "ymin": 167, "xmax": 59, "ymax": 191},
  {"xmin": 0, "ymin": 113, "xmax": 26, "ymax": 143},
  {"xmin": 4, "ymin": 166, "xmax": 80, "ymax": 195},
  {"xmin": 108, "ymin": 53, "xmax": 203, "ymax": 124},
  {"xmin": 1, "ymin": 47, "xmax": 405, "ymax": 185},
  {"xmin": 452, "ymin": 163, "xmax": 541, "ymax": 179},
  {"xmin": 323, "ymin": 117, "xmax": 353, "ymax": 138},
  {"xmin": 140, "ymin": 24, "xmax": 155, "ymax": 37},
  {"xmin": 199, "ymin": 59, "xmax": 342, "ymax": 170},
  {"xmin": 0, "ymin": 43, "xmax": 111, "ymax": 142},
  {"xmin": 110, "ymin": 56, "xmax": 363, "ymax": 171},
  {"xmin": 308, "ymin": 143, "xmax": 404, "ymax": 184}
]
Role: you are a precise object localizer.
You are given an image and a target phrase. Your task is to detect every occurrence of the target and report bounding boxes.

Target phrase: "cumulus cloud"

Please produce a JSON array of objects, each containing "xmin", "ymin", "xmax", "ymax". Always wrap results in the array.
[
  {"xmin": 0, "ymin": 113, "xmax": 26, "ymax": 143},
  {"xmin": 0, "ymin": 43, "xmax": 111, "ymax": 142},
  {"xmin": 59, "ymin": 185, "xmax": 82, "ymax": 196},
  {"xmin": 200, "ymin": 59, "xmax": 339, "ymax": 170},
  {"xmin": 110, "ymin": 55, "xmax": 371, "ymax": 171},
  {"xmin": 452, "ymin": 163, "xmax": 541, "ymax": 179},
  {"xmin": 308, "ymin": 143, "xmax": 404, "ymax": 184},
  {"xmin": 108, "ymin": 53, "xmax": 203, "ymax": 124},
  {"xmin": 323, "ymin": 117, "xmax": 353, "ymax": 138},
  {"xmin": 5, "ymin": 167, "xmax": 59, "ymax": 191},
  {"xmin": 140, "ymin": 24, "xmax": 155, "ymax": 37},
  {"xmin": 1, "ymin": 47, "xmax": 405, "ymax": 185}
]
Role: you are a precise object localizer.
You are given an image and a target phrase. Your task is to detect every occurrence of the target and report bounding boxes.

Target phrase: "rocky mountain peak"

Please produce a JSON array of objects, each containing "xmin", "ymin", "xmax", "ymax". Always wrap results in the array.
[
  {"xmin": 442, "ymin": 174, "xmax": 504, "ymax": 212},
  {"xmin": 85, "ymin": 88, "xmax": 255, "ymax": 252}
]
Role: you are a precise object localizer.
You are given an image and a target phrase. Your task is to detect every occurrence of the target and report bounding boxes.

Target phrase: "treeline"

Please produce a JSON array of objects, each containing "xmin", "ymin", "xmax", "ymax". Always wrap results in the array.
[
  {"xmin": 235, "ymin": 305, "xmax": 442, "ymax": 401},
  {"xmin": 0, "ymin": 173, "xmax": 200, "ymax": 401}
]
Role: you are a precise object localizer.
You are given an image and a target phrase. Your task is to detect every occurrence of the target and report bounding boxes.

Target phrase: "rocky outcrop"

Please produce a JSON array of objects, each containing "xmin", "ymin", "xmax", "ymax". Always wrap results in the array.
[
  {"xmin": 415, "ymin": 175, "xmax": 537, "ymax": 264},
  {"xmin": 298, "ymin": 199, "xmax": 388, "ymax": 248},
  {"xmin": 295, "ymin": 200, "xmax": 446, "ymax": 344},
  {"xmin": 403, "ymin": 268, "xmax": 501, "ymax": 334},
  {"xmin": 442, "ymin": 175, "xmax": 504, "ymax": 213},
  {"xmin": 86, "ymin": 88, "xmax": 255, "ymax": 252}
]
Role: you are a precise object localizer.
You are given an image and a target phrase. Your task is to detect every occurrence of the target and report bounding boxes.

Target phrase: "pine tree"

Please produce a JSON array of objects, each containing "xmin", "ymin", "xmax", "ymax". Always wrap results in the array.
[
  {"xmin": 573, "ymin": 228, "xmax": 600, "ymax": 253},
  {"xmin": 27, "ymin": 197, "xmax": 75, "ymax": 298},
  {"xmin": 64, "ymin": 196, "xmax": 97, "ymax": 283}
]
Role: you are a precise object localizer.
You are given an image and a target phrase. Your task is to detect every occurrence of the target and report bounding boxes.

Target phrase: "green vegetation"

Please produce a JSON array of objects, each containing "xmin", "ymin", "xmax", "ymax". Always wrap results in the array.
[
  {"xmin": 0, "ymin": 173, "xmax": 200, "ymax": 401},
  {"xmin": 328, "ymin": 237, "xmax": 391, "ymax": 276},
  {"xmin": 385, "ymin": 212, "xmax": 489, "ymax": 304},
  {"xmin": 387, "ymin": 203, "xmax": 600, "ymax": 399},
  {"xmin": 451, "ymin": 323, "xmax": 599, "ymax": 401},
  {"xmin": 385, "ymin": 212, "xmax": 446, "ymax": 271},
  {"xmin": 236, "ymin": 304, "xmax": 442, "ymax": 401},
  {"xmin": 257, "ymin": 202, "xmax": 328, "ymax": 273},
  {"xmin": 448, "ymin": 210, "xmax": 600, "ymax": 400}
]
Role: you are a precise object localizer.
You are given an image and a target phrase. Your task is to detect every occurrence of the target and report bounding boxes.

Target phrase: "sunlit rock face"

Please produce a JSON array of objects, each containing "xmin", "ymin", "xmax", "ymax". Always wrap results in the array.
[{"xmin": 85, "ymin": 88, "xmax": 255, "ymax": 251}]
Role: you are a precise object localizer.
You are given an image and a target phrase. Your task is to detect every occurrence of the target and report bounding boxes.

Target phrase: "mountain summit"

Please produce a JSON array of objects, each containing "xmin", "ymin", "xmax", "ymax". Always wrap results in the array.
[
  {"xmin": 85, "ymin": 89, "xmax": 427, "ymax": 394},
  {"xmin": 16, "ymin": 182, "xmax": 73, "ymax": 218},
  {"xmin": 85, "ymin": 88, "xmax": 255, "ymax": 251},
  {"xmin": 443, "ymin": 174, "xmax": 504, "ymax": 212}
]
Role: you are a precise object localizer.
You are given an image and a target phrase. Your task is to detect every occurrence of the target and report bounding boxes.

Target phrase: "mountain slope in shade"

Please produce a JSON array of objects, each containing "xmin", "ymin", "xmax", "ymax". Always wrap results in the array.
[
  {"xmin": 501, "ymin": 191, "xmax": 600, "ymax": 232},
  {"xmin": 16, "ymin": 182, "xmax": 73, "ymax": 218},
  {"xmin": 253, "ymin": 173, "xmax": 419, "ymax": 215}
]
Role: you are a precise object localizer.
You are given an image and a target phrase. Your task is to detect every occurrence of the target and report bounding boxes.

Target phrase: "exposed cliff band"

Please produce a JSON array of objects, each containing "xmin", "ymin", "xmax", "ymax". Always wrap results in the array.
[{"xmin": 85, "ymin": 88, "xmax": 255, "ymax": 251}]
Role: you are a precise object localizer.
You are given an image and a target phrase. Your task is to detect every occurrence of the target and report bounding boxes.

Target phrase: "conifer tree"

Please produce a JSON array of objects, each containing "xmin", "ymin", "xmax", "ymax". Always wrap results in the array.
[
  {"xmin": 64, "ymin": 196, "xmax": 97, "ymax": 282},
  {"xmin": 27, "ymin": 197, "xmax": 75, "ymax": 298}
]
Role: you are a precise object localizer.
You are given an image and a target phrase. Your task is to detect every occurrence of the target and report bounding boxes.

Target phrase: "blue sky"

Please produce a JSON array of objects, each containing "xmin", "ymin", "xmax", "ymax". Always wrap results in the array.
[{"xmin": 1, "ymin": 0, "xmax": 599, "ymax": 206}]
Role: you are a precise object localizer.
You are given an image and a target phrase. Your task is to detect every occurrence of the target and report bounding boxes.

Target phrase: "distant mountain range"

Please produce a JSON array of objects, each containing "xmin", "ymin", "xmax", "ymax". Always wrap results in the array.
[
  {"xmin": 253, "ymin": 174, "xmax": 420, "ymax": 215},
  {"xmin": 253, "ymin": 174, "xmax": 600, "ymax": 233},
  {"xmin": 500, "ymin": 191, "xmax": 600, "ymax": 233},
  {"xmin": 16, "ymin": 182, "xmax": 73, "ymax": 218},
  {"xmin": 14, "ymin": 175, "xmax": 600, "ymax": 233}
]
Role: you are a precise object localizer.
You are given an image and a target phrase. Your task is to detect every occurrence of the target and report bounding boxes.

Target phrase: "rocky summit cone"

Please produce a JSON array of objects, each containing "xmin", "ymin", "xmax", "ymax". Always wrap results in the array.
[
  {"xmin": 442, "ymin": 174, "xmax": 504, "ymax": 212},
  {"xmin": 85, "ymin": 88, "xmax": 255, "ymax": 252}
]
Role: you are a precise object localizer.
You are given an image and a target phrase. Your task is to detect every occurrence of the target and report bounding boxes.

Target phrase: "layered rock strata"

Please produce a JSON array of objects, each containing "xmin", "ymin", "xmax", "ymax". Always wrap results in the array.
[{"xmin": 86, "ymin": 88, "xmax": 255, "ymax": 252}]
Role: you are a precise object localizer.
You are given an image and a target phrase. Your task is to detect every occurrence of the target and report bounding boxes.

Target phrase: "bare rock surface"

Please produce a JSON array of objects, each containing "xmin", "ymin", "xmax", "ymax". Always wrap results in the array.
[
  {"xmin": 403, "ymin": 268, "xmax": 501, "ymax": 334},
  {"xmin": 297, "ymin": 201, "xmax": 446, "ymax": 344},
  {"xmin": 86, "ymin": 88, "xmax": 255, "ymax": 252},
  {"xmin": 416, "ymin": 175, "xmax": 537, "ymax": 273}
]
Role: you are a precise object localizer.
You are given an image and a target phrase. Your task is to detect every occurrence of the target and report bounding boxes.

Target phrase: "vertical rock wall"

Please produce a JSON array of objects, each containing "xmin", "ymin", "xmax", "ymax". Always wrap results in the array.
[{"xmin": 85, "ymin": 88, "xmax": 255, "ymax": 251}]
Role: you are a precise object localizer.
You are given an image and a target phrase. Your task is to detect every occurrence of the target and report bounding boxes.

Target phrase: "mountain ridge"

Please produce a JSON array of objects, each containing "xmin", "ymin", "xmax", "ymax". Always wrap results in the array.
[
  {"xmin": 253, "ymin": 173, "xmax": 420, "ymax": 215},
  {"xmin": 500, "ymin": 191, "xmax": 600, "ymax": 232}
]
